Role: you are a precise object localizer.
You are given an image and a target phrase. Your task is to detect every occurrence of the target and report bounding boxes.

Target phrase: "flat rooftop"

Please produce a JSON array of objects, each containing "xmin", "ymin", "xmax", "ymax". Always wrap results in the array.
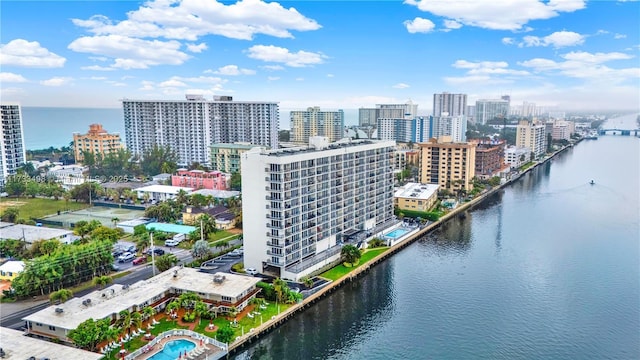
[
  {"xmin": 23, "ymin": 267, "xmax": 261, "ymax": 330},
  {"xmin": 394, "ymin": 183, "xmax": 439, "ymax": 200},
  {"xmin": 136, "ymin": 184, "xmax": 194, "ymax": 194},
  {"xmin": 0, "ymin": 327, "xmax": 103, "ymax": 360},
  {"xmin": 0, "ymin": 224, "xmax": 73, "ymax": 243},
  {"xmin": 191, "ymin": 189, "xmax": 240, "ymax": 199}
]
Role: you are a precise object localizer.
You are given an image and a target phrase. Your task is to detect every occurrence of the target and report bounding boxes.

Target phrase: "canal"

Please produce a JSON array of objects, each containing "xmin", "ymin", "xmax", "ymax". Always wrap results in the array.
[{"xmin": 234, "ymin": 115, "xmax": 640, "ymax": 360}]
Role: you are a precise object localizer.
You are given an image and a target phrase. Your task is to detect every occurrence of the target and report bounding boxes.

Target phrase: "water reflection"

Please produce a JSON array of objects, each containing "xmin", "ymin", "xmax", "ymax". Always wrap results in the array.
[{"xmin": 233, "ymin": 261, "xmax": 396, "ymax": 360}]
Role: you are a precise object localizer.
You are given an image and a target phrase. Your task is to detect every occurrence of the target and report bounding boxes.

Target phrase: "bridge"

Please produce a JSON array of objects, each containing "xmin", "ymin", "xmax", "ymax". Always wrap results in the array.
[{"xmin": 599, "ymin": 128, "xmax": 640, "ymax": 136}]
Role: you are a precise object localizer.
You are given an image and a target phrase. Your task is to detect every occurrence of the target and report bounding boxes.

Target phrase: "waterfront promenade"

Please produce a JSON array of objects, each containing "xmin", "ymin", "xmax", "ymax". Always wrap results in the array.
[{"xmin": 225, "ymin": 142, "xmax": 579, "ymax": 355}]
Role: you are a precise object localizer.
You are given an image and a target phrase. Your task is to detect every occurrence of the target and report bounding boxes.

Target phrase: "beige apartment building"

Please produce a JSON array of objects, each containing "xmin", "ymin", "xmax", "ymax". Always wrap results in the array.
[
  {"xmin": 418, "ymin": 136, "xmax": 476, "ymax": 192},
  {"xmin": 73, "ymin": 123, "xmax": 122, "ymax": 162},
  {"xmin": 211, "ymin": 142, "xmax": 262, "ymax": 174}
]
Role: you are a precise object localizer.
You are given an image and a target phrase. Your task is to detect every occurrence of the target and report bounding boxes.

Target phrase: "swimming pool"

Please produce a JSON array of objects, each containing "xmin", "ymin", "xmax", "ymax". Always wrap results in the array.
[
  {"xmin": 145, "ymin": 222, "xmax": 197, "ymax": 234},
  {"xmin": 384, "ymin": 228, "xmax": 409, "ymax": 239},
  {"xmin": 148, "ymin": 339, "xmax": 196, "ymax": 360}
]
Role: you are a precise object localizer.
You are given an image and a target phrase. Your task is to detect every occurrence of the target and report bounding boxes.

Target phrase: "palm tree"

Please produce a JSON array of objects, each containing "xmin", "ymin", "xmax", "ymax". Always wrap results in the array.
[
  {"xmin": 111, "ymin": 217, "xmax": 119, "ymax": 228},
  {"xmin": 179, "ymin": 292, "xmax": 201, "ymax": 309},
  {"xmin": 142, "ymin": 306, "xmax": 156, "ymax": 322},
  {"xmin": 93, "ymin": 275, "xmax": 112, "ymax": 289},
  {"xmin": 341, "ymin": 244, "xmax": 361, "ymax": 266},
  {"xmin": 49, "ymin": 288, "xmax": 73, "ymax": 304},
  {"xmin": 273, "ymin": 278, "xmax": 288, "ymax": 303},
  {"xmin": 194, "ymin": 301, "xmax": 208, "ymax": 319},
  {"xmin": 176, "ymin": 189, "xmax": 189, "ymax": 207},
  {"xmin": 117, "ymin": 310, "xmax": 132, "ymax": 331},
  {"xmin": 131, "ymin": 312, "xmax": 143, "ymax": 332}
]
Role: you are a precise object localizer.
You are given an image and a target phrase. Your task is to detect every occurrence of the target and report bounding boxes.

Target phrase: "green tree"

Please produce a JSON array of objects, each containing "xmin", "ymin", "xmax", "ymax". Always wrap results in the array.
[
  {"xmin": 191, "ymin": 239, "xmax": 211, "ymax": 259},
  {"xmin": 90, "ymin": 226, "xmax": 122, "ymax": 243},
  {"xmin": 68, "ymin": 318, "xmax": 109, "ymax": 351},
  {"xmin": 0, "ymin": 239, "xmax": 26, "ymax": 258},
  {"xmin": 117, "ymin": 310, "xmax": 133, "ymax": 330},
  {"xmin": 215, "ymin": 325, "xmax": 235, "ymax": 344},
  {"xmin": 143, "ymin": 306, "xmax": 156, "ymax": 322},
  {"xmin": 25, "ymin": 181, "xmax": 40, "ymax": 198},
  {"xmin": 273, "ymin": 277, "xmax": 288, "ymax": 303},
  {"xmin": 278, "ymin": 129, "xmax": 290, "ymax": 142},
  {"xmin": 140, "ymin": 145, "xmax": 178, "ymax": 176},
  {"xmin": 49, "ymin": 288, "xmax": 73, "ymax": 303},
  {"xmin": 4, "ymin": 175, "xmax": 26, "ymax": 197},
  {"xmin": 92, "ymin": 275, "xmax": 112, "ymax": 289},
  {"xmin": 1, "ymin": 207, "xmax": 19, "ymax": 223},
  {"xmin": 176, "ymin": 189, "xmax": 189, "ymax": 206},
  {"xmin": 341, "ymin": 244, "xmax": 361, "ymax": 265},
  {"xmin": 230, "ymin": 172, "xmax": 241, "ymax": 191},
  {"xmin": 198, "ymin": 214, "xmax": 217, "ymax": 237},
  {"xmin": 155, "ymin": 253, "xmax": 179, "ymax": 272},
  {"xmin": 29, "ymin": 239, "xmax": 61, "ymax": 257},
  {"xmin": 17, "ymin": 162, "xmax": 39, "ymax": 178}
]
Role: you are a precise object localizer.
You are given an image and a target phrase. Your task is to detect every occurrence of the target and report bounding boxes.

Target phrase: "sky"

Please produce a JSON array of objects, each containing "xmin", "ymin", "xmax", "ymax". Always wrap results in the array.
[{"xmin": 1, "ymin": 0, "xmax": 639, "ymax": 114}]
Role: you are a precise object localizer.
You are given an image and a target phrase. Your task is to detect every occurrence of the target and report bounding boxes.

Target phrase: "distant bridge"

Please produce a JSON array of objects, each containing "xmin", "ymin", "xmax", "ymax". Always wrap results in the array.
[{"xmin": 599, "ymin": 128, "xmax": 640, "ymax": 136}]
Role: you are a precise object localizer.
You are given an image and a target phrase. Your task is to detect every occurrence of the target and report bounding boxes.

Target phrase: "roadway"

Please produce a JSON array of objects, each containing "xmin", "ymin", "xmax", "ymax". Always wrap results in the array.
[{"xmin": 0, "ymin": 238, "xmax": 242, "ymax": 331}]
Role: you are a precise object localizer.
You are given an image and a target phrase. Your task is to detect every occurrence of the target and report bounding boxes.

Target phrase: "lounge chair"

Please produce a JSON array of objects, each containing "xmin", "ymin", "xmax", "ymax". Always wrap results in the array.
[{"xmin": 247, "ymin": 313, "xmax": 254, "ymax": 318}]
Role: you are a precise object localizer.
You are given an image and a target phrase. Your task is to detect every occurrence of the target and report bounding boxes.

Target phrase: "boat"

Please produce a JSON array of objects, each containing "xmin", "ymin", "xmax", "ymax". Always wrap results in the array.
[{"xmin": 590, "ymin": 180, "xmax": 595, "ymax": 185}]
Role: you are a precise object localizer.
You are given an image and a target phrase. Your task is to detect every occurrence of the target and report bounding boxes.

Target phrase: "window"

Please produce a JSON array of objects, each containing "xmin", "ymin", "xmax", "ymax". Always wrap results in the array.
[
  {"xmin": 222, "ymin": 296, "xmax": 232, "ymax": 302},
  {"xmin": 49, "ymin": 326, "xmax": 56, "ymax": 331}
]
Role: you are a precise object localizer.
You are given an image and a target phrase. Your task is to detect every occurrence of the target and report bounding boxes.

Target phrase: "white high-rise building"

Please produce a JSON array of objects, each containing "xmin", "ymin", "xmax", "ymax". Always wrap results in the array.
[
  {"xmin": 358, "ymin": 101, "xmax": 418, "ymax": 127},
  {"xmin": 122, "ymin": 95, "xmax": 278, "ymax": 166},
  {"xmin": 290, "ymin": 107, "xmax": 344, "ymax": 143},
  {"xmin": 475, "ymin": 99, "xmax": 510, "ymax": 124},
  {"xmin": 433, "ymin": 92, "xmax": 467, "ymax": 117},
  {"xmin": 432, "ymin": 115, "xmax": 467, "ymax": 142},
  {"xmin": 516, "ymin": 121, "xmax": 546, "ymax": 158},
  {"xmin": 0, "ymin": 104, "xmax": 26, "ymax": 188},
  {"xmin": 241, "ymin": 137, "xmax": 396, "ymax": 280}
]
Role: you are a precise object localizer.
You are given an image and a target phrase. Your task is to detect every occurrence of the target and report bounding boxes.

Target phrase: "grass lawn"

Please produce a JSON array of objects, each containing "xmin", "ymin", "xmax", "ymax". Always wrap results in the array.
[
  {"xmin": 208, "ymin": 231, "xmax": 237, "ymax": 242},
  {"xmin": 320, "ymin": 247, "xmax": 389, "ymax": 281},
  {"xmin": 0, "ymin": 197, "xmax": 89, "ymax": 220}
]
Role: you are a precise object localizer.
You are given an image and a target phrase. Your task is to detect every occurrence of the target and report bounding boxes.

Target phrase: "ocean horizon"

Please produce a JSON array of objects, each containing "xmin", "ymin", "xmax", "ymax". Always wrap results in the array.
[{"xmin": 20, "ymin": 106, "xmax": 362, "ymax": 151}]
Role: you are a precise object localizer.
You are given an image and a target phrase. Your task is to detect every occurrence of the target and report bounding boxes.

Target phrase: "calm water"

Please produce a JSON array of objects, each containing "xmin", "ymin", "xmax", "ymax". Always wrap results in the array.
[
  {"xmin": 21, "ymin": 107, "xmax": 124, "ymax": 150},
  {"xmin": 235, "ymin": 114, "xmax": 640, "ymax": 360}
]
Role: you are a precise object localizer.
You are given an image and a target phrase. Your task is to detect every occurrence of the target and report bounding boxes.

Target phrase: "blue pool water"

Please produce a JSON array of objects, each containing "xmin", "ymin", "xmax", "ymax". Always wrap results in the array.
[
  {"xmin": 384, "ymin": 228, "xmax": 409, "ymax": 239},
  {"xmin": 146, "ymin": 222, "xmax": 197, "ymax": 234},
  {"xmin": 148, "ymin": 339, "xmax": 196, "ymax": 360}
]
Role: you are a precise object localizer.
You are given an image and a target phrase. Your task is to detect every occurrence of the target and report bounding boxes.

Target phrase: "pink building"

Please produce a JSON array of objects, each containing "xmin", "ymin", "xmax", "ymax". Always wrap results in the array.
[{"xmin": 171, "ymin": 169, "xmax": 230, "ymax": 190}]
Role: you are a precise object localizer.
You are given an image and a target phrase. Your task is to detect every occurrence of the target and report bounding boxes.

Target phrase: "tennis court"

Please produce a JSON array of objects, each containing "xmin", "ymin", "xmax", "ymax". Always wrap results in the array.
[{"xmin": 41, "ymin": 206, "xmax": 145, "ymax": 228}]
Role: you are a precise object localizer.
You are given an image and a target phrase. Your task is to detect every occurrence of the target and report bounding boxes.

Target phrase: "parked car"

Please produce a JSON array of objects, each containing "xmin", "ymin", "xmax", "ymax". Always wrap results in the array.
[
  {"xmin": 246, "ymin": 267, "xmax": 258, "ymax": 275},
  {"xmin": 111, "ymin": 263, "xmax": 121, "ymax": 271},
  {"xmin": 146, "ymin": 248, "xmax": 165, "ymax": 256},
  {"xmin": 112, "ymin": 248, "xmax": 124, "ymax": 257},
  {"xmin": 228, "ymin": 249, "xmax": 243, "ymax": 257},
  {"xmin": 132, "ymin": 256, "xmax": 147, "ymax": 265},
  {"xmin": 125, "ymin": 245, "xmax": 137, "ymax": 253},
  {"xmin": 118, "ymin": 252, "xmax": 135, "ymax": 263}
]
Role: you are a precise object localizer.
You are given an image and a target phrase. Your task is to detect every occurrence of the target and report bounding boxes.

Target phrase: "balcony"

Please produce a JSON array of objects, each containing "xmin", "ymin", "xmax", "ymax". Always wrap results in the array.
[
  {"xmin": 267, "ymin": 240, "xmax": 284, "ymax": 248},
  {"xmin": 266, "ymin": 250, "xmax": 284, "ymax": 257}
]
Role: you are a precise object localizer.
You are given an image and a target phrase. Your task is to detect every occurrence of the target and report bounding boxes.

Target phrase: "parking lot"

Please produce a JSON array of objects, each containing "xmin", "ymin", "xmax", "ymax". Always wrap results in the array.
[{"xmin": 111, "ymin": 240, "xmax": 191, "ymax": 271}]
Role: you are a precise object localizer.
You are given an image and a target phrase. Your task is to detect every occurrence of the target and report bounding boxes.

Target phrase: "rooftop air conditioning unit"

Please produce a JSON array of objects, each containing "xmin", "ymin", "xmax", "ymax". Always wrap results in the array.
[
  {"xmin": 122, "ymin": 284, "xmax": 130, "ymax": 290},
  {"xmin": 55, "ymin": 308, "xmax": 64, "ymax": 313}
]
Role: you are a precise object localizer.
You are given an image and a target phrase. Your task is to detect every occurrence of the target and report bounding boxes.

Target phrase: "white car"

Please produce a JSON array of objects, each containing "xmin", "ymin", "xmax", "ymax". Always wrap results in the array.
[
  {"xmin": 165, "ymin": 238, "xmax": 180, "ymax": 247},
  {"xmin": 118, "ymin": 252, "xmax": 135, "ymax": 263},
  {"xmin": 246, "ymin": 267, "xmax": 258, "ymax": 275}
]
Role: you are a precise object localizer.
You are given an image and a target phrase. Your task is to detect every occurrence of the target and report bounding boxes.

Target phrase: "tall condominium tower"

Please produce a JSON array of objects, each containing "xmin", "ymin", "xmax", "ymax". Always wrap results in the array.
[
  {"xmin": 358, "ymin": 101, "xmax": 418, "ymax": 128},
  {"xmin": 290, "ymin": 107, "xmax": 344, "ymax": 143},
  {"xmin": 376, "ymin": 117, "xmax": 431, "ymax": 143},
  {"xmin": 122, "ymin": 95, "xmax": 278, "ymax": 166},
  {"xmin": 432, "ymin": 115, "xmax": 467, "ymax": 142},
  {"xmin": 241, "ymin": 137, "xmax": 395, "ymax": 280},
  {"xmin": 433, "ymin": 92, "xmax": 467, "ymax": 117},
  {"xmin": 418, "ymin": 136, "xmax": 476, "ymax": 192},
  {"xmin": 475, "ymin": 99, "xmax": 510, "ymax": 125},
  {"xmin": 516, "ymin": 120, "xmax": 546, "ymax": 158},
  {"xmin": 73, "ymin": 124, "xmax": 122, "ymax": 162},
  {"xmin": 0, "ymin": 104, "xmax": 26, "ymax": 188}
]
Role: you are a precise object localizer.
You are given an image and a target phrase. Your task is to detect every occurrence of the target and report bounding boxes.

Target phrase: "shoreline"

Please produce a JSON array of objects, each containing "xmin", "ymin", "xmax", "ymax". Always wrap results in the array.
[{"xmin": 225, "ymin": 141, "xmax": 579, "ymax": 357}]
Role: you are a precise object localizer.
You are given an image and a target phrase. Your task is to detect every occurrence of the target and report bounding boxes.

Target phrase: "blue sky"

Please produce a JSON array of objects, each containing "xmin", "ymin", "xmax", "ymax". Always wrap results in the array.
[{"xmin": 1, "ymin": 0, "xmax": 639, "ymax": 114}]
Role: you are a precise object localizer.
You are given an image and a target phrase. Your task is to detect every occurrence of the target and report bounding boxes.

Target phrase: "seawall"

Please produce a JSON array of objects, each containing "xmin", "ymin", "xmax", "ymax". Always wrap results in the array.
[{"xmin": 226, "ymin": 142, "xmax": 577, "ymax": 357}]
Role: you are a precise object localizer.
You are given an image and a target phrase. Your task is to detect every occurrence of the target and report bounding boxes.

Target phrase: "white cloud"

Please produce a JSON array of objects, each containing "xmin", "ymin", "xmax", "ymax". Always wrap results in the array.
[
  {"xmin": 327, "ymin": 73, "xmax": 334, "ymax": 78},
  {"xmin": 0, "ymin": 72, "xmax": 28, "ymax": 83},
  {"xmin": 186, "ymin": 43, "xmax": 208, "ymax": 53},
  {"xmin": 448, "ymin": 59, "xmax": 530, "ymax": 85},
  {"xmin": 614, "ymin": 34, "xmax": 627, "ymax": 39},
  {"xmin": 106, "ymin": 80, "xmax": 127, "ymax": 87},
  {"xmin": 207, "ymin": 64, "xmax": 256, "ymax": 75},
  {"xmin": 519, "ymin": 51, "xmax": 639, "ymax": 82},
  {"xmin": 404, "ymin": 0, "xmax": 586, "ymax": 31},
  {"xmin": 443, "ymin": 19, "xmax": 462, "ymax": 30},
  {"xmin": 71, "ymin": 0, "xmax": 321, "ymax": 41},
  {"xmin": 392, "ymin": 83, "xmax": 410, "ymax": 89},
  {"xmin": 81, "ymin": 65, "xmax": 115, "ymax": 71},
  {"xmin": 90, "ymin": 76, "xmax": 107, "ymax": 80},
  {"xmin": 267, "ymin": 76, "xmax": 280, "ymax": 81},
  {"xmin": 159, "ymin": 79, "xmax": 188, "ymax": 87},
  {"xmin": 521, "ymin": 31, "xmax": 585, "ymax": 48},
  {"xmin": 139, "ymin": 80, "xmax": 155, "ymax": 91},
  {"xmin": 0, "ymin": 39, "xmax": 66, "ymax": 68},
  {"xmin": 444, "ymin": 75, "xmax": 513, "ymax": 85},
  {"xmin": 502, "ymin": 37, "xmax": 515, "ymax": 45},
  {"xmin": 40, "ymin": 77, "xmax": 73, "ymax": 86},
  {"xmin": 88, "ymin": 56, "xmax": 109, "ymax": 62},
  {"xmin": 260, "ymin": 65, "xmax": 285, "ymax": 71},
  {"xmin": 295, "ymin": 77, "xmax": 304, "ymax": 81},
  {"xmin": 247, "ymin": 45, "xmax": 326, "ymax": 67},
  {"xmin": 68, "ymin": 35, "xmax": 190, "ymax": 69},
  {"xmin": 404, "ymin": 17, "xmax": 435, "ymax": 33}
]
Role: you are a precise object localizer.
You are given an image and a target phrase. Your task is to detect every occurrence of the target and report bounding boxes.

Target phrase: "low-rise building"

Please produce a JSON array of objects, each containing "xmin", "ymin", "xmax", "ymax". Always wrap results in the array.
[
  {"xmin": 472, "ymin": 139, "xmax": 506, "ymax": 179},
  {"xmin": 394, "ymin": 183, "xmax": 439, "ymax": 212},
  {"xmin": 182, "ymin": 205, "xmax": 237, "ymax": 230},
  {"xmin": 191, "ymin": 189, "xmax": 241, "ymax": 200},
  {"xmin": 135, "ymin": 184, "xmax": 193, "ymax": 202},
  {"xmin": 0, "ymin": 222, "xmax": 75, "ymax": 245},
  {"xmin": 172, "ymin": 169, "xmax": 230, "ymax": 190},
  {"xmin": 0, "ymin": 260, "xmax": 24, "ymax": 281},
  {"xmin": 116, "ymin": 218, "xmax": 153, "ymax": 234},
  {"xmin": 47, "ymin": 164, "xmax": 88, "ymax": 189},
  {"xmin": 0, "ymin": 327, "xmax": 103, "ymax": 360},
  {"xmin": 504, "ymin": 146, "xmax": 531, "ymax": 170},
  {"xmin": 211, "ymin": 142, "xmax": 261, "ymax": 174},
  {"xmin": 23, "ymin": 267, "xmax": 261, "ymax": 343}
]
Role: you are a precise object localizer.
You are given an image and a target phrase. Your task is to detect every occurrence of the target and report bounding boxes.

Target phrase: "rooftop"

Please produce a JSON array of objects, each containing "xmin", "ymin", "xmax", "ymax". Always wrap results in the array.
[
  {"xmin": 394, "ymin": 183, "xmax": 439, "ymax": 200},
  {"xmin": 0, "ymin": 327, "xmax": 103, "ymax": 360},
  {"xmin": 0, "ymin": 260, "xmax": 25, "ymax": 273},
  {"xmin": 0, "ymin": 224, "xmax": 73, "ymax": 243},
  {"xmin": 191, "ymin": 189, "xmax": 240, "ymax": 199},
  {"xmin": 211, "ymin": 142, "xmax": 260, "ymax": 149},
  {"xmin": 136, "ymin": 184, "xmax": 194, "ymax": 194},
  {"xmin": 23, "ymin": 267, "xmax": 261, "ymax": 331},
  {"xmin": 257, "ymin": 138, "xmax": 393, "ymax": 158}
]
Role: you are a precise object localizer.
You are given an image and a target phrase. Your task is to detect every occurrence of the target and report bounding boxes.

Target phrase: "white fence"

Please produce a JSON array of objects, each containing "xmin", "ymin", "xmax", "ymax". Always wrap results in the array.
[{"xmin": 124, "ymin": 329, "xmax": 228, "ymax": 360}]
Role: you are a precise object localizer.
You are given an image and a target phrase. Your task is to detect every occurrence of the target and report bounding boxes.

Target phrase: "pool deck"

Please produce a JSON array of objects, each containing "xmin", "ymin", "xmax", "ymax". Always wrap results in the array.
[{"xmin": 131, "ymin": 335, "xmax": 225, "ymax": 360}]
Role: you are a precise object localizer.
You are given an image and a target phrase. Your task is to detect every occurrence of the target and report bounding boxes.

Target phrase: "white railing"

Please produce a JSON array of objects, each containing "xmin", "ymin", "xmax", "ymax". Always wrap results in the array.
[{"xmin": 124, "ymin": 329, "xmax": 228, "ymax": 360}]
